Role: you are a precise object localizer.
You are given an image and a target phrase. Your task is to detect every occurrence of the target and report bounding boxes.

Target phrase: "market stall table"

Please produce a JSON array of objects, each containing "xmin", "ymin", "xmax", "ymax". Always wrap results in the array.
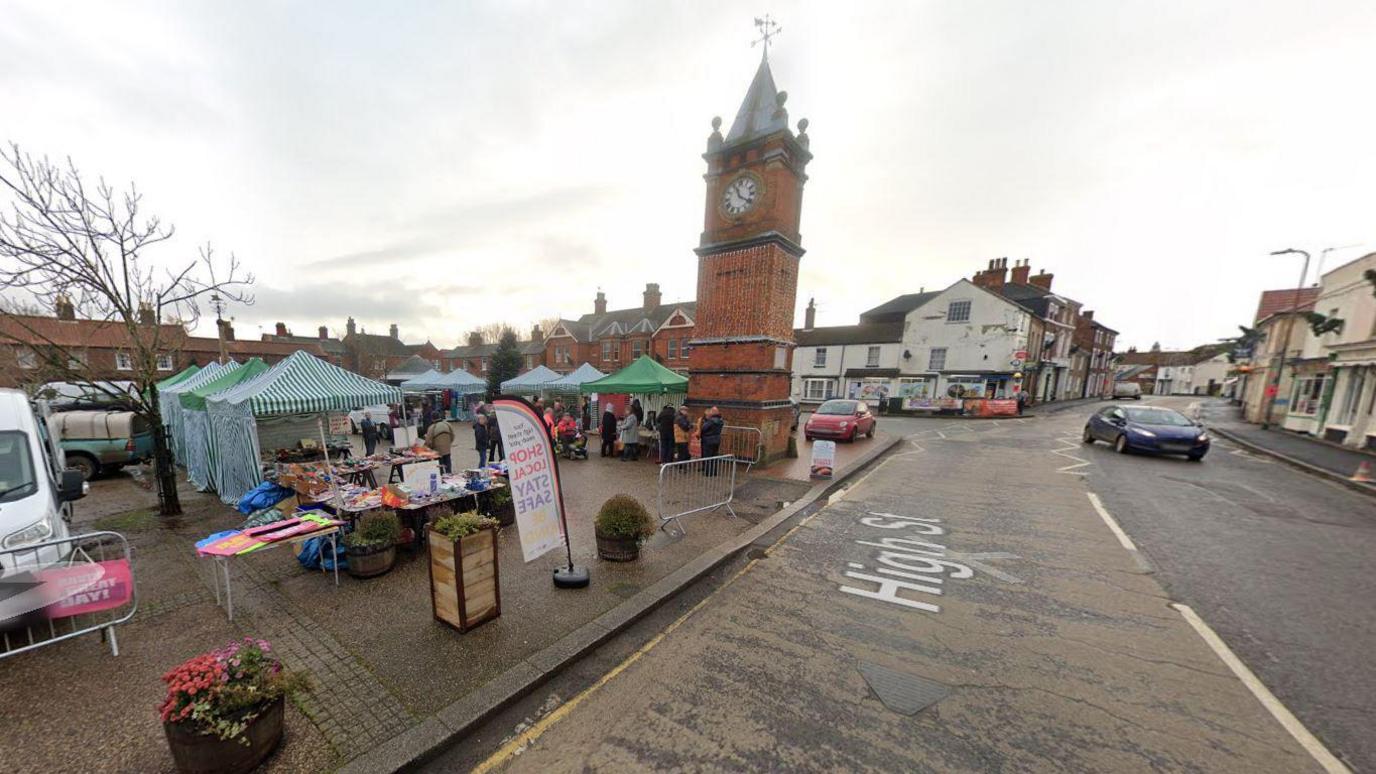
[
  {"xmin": 197, "ymin": 518, "xmax": 344, "ymax": 621},
  {"xmin": 386, "ymin": 448, "xmax": 442, "ymax": 483}
]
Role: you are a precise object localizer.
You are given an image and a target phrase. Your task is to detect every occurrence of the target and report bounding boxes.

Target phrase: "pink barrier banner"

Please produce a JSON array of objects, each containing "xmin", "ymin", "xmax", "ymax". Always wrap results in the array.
[
  {"xmin": 37, "ymin": 559, "xmax": 133, "ymax": 619},
  {"xmin": 963, "ymin": 399, "xmax": 1019, "ymax": 417}
]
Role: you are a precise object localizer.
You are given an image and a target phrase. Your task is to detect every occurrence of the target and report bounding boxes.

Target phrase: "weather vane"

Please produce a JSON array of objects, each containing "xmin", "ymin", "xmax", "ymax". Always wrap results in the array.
[{"xmin": 752, "ymin": 14, "xmax": 782, "ymax": 57}]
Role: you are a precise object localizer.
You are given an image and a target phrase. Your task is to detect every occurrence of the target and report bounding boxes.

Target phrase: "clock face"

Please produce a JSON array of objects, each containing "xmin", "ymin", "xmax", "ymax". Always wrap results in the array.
[{"xmin": 720, "ymin": 174, "xmax": 761, "ymax": 216}]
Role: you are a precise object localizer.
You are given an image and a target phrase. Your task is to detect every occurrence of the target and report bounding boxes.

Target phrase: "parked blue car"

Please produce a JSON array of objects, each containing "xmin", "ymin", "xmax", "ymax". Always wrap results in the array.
[{"xmin": 1083, "ymin": 404, "xmax": 1210, "ymax": 461}]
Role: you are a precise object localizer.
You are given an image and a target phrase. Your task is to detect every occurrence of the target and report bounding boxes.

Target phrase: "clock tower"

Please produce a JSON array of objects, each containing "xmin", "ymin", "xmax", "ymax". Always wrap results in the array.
[{"xmin": 687, "ymin": 51, "xmax": 812, "ymax": 463}]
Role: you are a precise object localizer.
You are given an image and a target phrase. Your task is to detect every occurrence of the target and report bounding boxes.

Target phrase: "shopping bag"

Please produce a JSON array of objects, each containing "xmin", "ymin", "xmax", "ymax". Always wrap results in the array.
[{"xmin": 614, "ymin": 439, "xmax": 624, "ymax": 454}]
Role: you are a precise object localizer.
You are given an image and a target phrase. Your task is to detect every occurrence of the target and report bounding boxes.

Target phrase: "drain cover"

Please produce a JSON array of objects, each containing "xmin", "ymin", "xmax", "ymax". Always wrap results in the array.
[{"xmin": 859, "ymin": 662, "xmax": 950, "ymax": 716}]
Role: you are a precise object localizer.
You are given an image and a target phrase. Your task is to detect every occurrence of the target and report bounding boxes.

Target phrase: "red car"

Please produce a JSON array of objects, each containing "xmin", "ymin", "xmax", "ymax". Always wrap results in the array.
[{"xmin": 804, "ymin": 399, "xmax": 877, "ymax": 442}]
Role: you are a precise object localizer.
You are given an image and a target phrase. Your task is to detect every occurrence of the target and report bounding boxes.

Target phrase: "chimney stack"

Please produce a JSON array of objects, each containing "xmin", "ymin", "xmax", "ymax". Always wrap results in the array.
[
  {"xmin": 138, "ymin": 303, "xmax": 156, "ymax": 326},
  {"xmin": 804, "ymin": 297, "xmax": 816, "ymax": 329},
  {"xmin": 389, "ymin": 323, "xmax": 399, "ymax": 340},
  {"xmin": 594, "ymin": 291, "xmax": 607, "ymax": 316},
  {"xmin": 972, "ymin": 258, "xmax": 1008, "ymax": 292},
  {"xmin": 217, "ymin": 318, "xmax": 236, "ymax": 341},
  {"xmin": 531, "ymin": 324, "xmax": 544, "ymax": 344},
  {"xmin": 274, "ymin": 322, "xmax": 288, "ymax": 336},
  {"xmin": 1011, "ymin": 259, "xmax": 1031, "ymax": 285},
  {"xmin": 54, "ymin": 294, "xmax": 76, "ymax": 321},
  {"xmin": 346, "ymin": 317, "xmax": 356, "ymax": 337},
  {"xmin": 467, "ymin": 331, "xmax": 483, "ymax": 347},
  {"xmin": 1029, "ymin": 269, "xmax": 1054, "ymax": 291},
  {"xmin": 643, "ymin": 283, "xmax": 661, "ymax": 311},
  {"xmin": 318, "ymin": 325, "xmax": 329, "ymax": 340},
  {"xmin": 1081, "ymin": 310, "xmax": 1094, "ymax": 321}
]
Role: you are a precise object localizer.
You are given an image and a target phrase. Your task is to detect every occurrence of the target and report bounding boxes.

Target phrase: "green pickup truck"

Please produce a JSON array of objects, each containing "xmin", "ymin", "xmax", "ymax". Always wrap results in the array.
[{"xmin": 46, "ymin": 410, "xmax": 154, "ymax": 480}]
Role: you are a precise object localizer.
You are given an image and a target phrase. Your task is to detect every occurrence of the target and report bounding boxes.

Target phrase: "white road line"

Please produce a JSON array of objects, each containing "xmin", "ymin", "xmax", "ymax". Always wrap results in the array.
[
  {"xmin": 1172, "ymin": 603, "xmax": 1352, "ymax": 774},
  {"xmin": 1086, "ymin": 492, "xmax": 1136, "ymax": 551},
  {"xmin": 1050, "ymin": 434, "xmax": 1091, "ymax": 475}
]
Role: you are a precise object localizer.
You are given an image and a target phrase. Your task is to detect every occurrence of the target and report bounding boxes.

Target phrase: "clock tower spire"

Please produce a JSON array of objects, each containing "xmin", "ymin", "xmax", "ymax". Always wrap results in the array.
[{"xmin": 687, "ymin": 40, "xmax": 812, "ymax": 463}]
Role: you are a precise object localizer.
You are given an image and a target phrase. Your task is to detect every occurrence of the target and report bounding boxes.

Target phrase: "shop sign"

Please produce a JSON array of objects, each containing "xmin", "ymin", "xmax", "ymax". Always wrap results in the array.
[
  {"xmin": 494, "ymin": 397, "xmax": 566, "ymax": 562},
  {"xmin": 810, "ymin": 440, "xmax": 836, "ymax": 479},
  {"xmin": 963, "ymin": 398, "xmax": 1019, "ymax": 417},
  {"xmin": 902, "ymin": 397, "xmax": 960, "ymax": 411}
]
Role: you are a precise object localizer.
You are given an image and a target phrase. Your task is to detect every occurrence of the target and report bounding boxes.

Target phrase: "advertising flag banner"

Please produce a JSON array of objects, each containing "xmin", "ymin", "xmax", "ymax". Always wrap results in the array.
[
  {"xmin": 494, "ymin": 397, "xmax": 566, "ymax": 562},
  {"xmin": 810, "ymin": 440, "xmax": 836, "ymax": 479}
]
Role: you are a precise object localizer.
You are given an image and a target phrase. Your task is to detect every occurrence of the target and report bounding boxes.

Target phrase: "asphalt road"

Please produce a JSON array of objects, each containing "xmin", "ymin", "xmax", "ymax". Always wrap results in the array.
[
  {"xmin": 426, "ymin": 402, "xmax": 1370, "ymax": 772},
  {"xmin": 1083, "ymin": 396, "xmax": 1375, "ymax": 771}
]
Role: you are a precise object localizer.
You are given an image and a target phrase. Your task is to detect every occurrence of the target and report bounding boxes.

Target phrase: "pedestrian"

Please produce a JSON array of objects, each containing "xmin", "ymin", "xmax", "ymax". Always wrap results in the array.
[
  {"xmin": 699, "ymin": 406, "xmax": 724, "ymax": 475},
  {"xmin": 425, "ymin": 413, "xmax": 455, "ymax": 473},
  {"xmin": 631, "ymin": 398, "xmax": 644, "ymax": 426},
  {"xmin": 473, "ymin": 414, "xmax": 489, "ymax": 469},
  {"xmin": 674, "ymin": 406, "xmax": 692, "ymax": 461},
  {"xmin": 600, "ymin": 404, "xmax": 617, "ymax": 457},
  {"xmin": 543, "ymin": 408, "xmax": 556, "ymax": 437},
  {"xmin": 553, "ymin": 399, "xmax": 564, "ymax": 420},
  {"xmin": 557, "ymin": 411, "xmax": 579, "ymax": 454},
  {"xmin": 618, "ymin": 408, "xmax": 640, "ymax": 461},
  {"xmin": 581, "ymin": 398, "xmax": 592, "ymax": 432},
  {"xmin": 1016, "ymin": 390, "xmax": 1027, "ymax": 416},
  {"xmin": 488, "ymin": 410, "xmax": 504, "ymax": 462},
  {"xmin": 657, "ymin": 404, "xmax": 676, "ymax": 464},
  {"xmin": 360, "ymin": 413, "xmax": 380, "ymax": 457}
]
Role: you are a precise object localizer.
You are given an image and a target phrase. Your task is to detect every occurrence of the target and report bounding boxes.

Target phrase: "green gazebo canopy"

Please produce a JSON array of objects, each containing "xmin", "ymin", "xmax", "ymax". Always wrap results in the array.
[
  {"xmin": 156, "ymin": 364, "xmax": 200, "ymax": 390},
  {"xmin": 580, "ymin": 355, "xmax": 687, "ymax": 395},
  {"xmin": 179, "ymin": 358, "xmax": 271, "ymax": 410}
]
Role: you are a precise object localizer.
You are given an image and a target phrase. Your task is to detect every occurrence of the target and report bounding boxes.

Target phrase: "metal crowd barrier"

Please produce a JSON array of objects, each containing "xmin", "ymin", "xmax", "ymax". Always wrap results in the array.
[
  {"xmin": 0, "ymin": 530, "xmax": 136, "ymax": 660},
  {"xmin": 720, "ymin": 425, "xmax": 764, "ymax": 467},
  {"xmin": 656, "ymin": 454, "xmax": 744, "ymax": 536}
]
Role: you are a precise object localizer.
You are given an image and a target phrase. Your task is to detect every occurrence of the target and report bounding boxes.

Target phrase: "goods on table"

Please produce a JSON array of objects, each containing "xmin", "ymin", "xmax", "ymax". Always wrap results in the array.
[{"xmin": 197, "ymin": 513, "xmax": 342, "ymax": 557}]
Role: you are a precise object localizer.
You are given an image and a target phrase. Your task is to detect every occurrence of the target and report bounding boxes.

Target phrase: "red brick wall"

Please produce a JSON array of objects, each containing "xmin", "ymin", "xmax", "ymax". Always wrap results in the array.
[{"xmin": 693, "ymin": 244, "xmax": 799, "ymax": 341}]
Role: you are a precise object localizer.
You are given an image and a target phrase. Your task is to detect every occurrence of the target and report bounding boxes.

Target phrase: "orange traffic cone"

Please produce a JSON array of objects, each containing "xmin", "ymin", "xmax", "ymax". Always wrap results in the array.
[{"xmin": 1354, "ymin": 460, "xmax": 1375, "ymax": 483}]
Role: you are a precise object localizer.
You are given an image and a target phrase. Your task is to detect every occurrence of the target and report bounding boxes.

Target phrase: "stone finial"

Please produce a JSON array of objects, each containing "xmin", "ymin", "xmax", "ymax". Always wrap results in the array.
[
  {"xmin": 797, "ymin": 117, "xmax": 810, "ymax": 148},
  {"xmin": 773, "ymin": 90, "xmax": 789, "ymax": 123},
  {"xmin": 707, "ymin": 116, "xmax": 723, "ymax": 152}
]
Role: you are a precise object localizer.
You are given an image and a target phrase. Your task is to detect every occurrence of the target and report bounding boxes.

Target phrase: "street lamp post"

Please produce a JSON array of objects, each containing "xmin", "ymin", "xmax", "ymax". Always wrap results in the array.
[{"xmin": 1260, "ymin": 249, "xmax": 1310, "ymax": 429}]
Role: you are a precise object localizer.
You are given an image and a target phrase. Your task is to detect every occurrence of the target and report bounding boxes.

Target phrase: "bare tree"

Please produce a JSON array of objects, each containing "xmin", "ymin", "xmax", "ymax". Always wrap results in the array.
[
  {"xmin": 474, "ymin": 322, "xmax": 512, "ymax": 345},
  {"xmin": 0, "ymin": 144, "xmax": 253, "ymax": 516},
  {"xmin": 537, "ymin": 316, "xmax": 561, "ymax": 337}
]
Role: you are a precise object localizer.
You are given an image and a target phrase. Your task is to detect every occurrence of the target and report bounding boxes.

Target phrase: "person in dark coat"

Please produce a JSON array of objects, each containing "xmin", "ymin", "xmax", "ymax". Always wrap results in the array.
[
  {"xmin": 581, "ymin": 399, "xmax": 592, "ymax": 432},
  {"xmin": 487, "ymin": 411, "xmax": 504, "ymax": 462},
  {"xmin": 360, "ymin": 414, "xmax": 380, "ymax": 456},
  {"xmin": 656, "ymin": 404, "xmax": 676, "ymax": 464},
  {"xmin": 600, "ymin": 405, "xmax": 617, "ymax": 458},
  {"xmin": 674, "ymin": 406, "xmax": 692, "ymax": 461},
  {"xmin": 630, "ymin": 398, "xmax": 644, "ymax": 426},
  {"xmin": 699, "ymin": 407, "xmax": 725, "ymax": 476}
]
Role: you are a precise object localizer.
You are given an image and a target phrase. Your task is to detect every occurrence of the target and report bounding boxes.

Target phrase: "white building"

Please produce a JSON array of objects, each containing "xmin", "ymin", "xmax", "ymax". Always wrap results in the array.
[
  {"xmin": 1313, "ymin": 252, "xmax": 1376, "ymax": 449},
  {"xmin": 896, "ymin": 279, "xmax": 1034, "ymax": 401},
  {"xmin": 791, "ymin": 299, "xmax": 908, "ymax": 405}
]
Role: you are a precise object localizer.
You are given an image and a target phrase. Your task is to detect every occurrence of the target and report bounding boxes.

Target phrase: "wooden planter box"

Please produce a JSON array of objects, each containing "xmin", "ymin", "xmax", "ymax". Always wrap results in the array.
[{"xmin": 427, "ymin": 526, "xmax": 500, "ymax": 633}]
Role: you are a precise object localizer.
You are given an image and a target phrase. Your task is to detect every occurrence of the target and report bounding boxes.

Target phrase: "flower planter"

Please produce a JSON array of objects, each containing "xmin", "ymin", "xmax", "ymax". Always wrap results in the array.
[
  {"xmin": 595, "ymin": 528, "xmax": 641, "ymax": 562},
  {"xmin": 427, "ymin": 525, "xmax": 500, "ymax": 632},
  {"xmin": 164, "ymin": 695, "xmax": 284, "ymax": 774},
  {"xmin": 345, "ymin": 542, "xmax": 396, "ymax": 579}
]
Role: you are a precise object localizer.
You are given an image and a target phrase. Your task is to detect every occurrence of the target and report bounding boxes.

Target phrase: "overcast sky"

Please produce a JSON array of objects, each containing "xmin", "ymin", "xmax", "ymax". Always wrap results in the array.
[{"xmin": 3, "ymin": 0, "xmax": 1373, "ymax": 350}]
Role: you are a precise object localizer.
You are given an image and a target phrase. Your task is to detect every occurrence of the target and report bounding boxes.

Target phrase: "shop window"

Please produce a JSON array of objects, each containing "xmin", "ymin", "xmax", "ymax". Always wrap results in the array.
[
  {"xmin": 804, "ymin": 378, "xmax": 834, "ymax": 401},
  {"xmin": 866, "ymin": 346, "xmax": 880, "ymax": 368},
  {"xmin": 928, "ymin": 348, "xmax": 947, "ymax": 371},
  {"xmin": 1289, "ymin": 375, "xmax": 1327, "ymax": 416},
  {"xmin": 814, "ymin": 348, "xmax": 827, "ymax": 368},
  {"xmin": 116, "ymin": 352, "xmax": 133, "ymax": 371},
  {"xmin": 946, "ymin": 300, "xmax": 971, "ymax": 323}
]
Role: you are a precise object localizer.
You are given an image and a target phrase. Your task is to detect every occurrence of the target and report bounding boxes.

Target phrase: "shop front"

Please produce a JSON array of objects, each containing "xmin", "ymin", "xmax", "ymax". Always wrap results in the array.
[{"xmin": 1281, "ymin": 359, "xmax": 1332, "ymax": 435}]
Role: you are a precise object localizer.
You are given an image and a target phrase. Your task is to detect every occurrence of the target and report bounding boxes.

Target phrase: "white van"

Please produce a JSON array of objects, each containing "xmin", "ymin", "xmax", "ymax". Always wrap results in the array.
[
  {"xmin": 1112, "ymin": 381, "xmax": 1144, "ymax": 400},
  {"xmin": 0, "ymin": 389, "xmax": 87, "ymax": 576}
]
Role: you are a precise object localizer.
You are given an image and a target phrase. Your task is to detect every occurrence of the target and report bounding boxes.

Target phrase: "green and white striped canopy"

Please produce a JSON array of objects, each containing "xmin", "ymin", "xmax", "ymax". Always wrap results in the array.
[{"xmin": 207, "ymin": 350, "xmax": 402, "ymax": 416}]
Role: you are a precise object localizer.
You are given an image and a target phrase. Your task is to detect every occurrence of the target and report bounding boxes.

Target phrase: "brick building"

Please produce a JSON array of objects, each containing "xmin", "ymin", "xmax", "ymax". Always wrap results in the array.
[
  {"xmin": 0, "ymin": 304, "xmax": 326, "ymax": 389},
  {"xmin": 1072, "ymin": 310, "xmax": 1119, "ymax": 399},
  {"xmin": 542, "ymin": 285, "xmax": 696, "ymax": 375},
  {"xmin": 340, "ymin": 318, "xmax": 443, "ymax": 380}
]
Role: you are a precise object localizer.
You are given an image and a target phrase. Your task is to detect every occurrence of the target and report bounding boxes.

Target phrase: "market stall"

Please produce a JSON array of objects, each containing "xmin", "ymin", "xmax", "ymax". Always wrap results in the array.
[
  {"xmin": 539, "ymin": 362, "xmax": 606, "ymax": 404},
  {"xmin": 580, "ymin": 356, "xmax": 688, "ymax": 448},
  {"xmin": 398, "ymin": 370, "xmax": 448, "ymax": 392},
  {"xmin": 180, "ymin": 358, "xmax": 271, "ymax": 491},
  {"xmin": 500, "ymin": 364, "xmax": 560, "ymax": 395},
  {"xmin": 159, "ymin": 361, "xmax": 236, "ymax": 466},
  {"xmin": 206, "ymin": 351, "xmax": 403, "ymax": 504},
  {"xmin": 435, "ymin": 368, "xmax": 488, "ymax": 420}
]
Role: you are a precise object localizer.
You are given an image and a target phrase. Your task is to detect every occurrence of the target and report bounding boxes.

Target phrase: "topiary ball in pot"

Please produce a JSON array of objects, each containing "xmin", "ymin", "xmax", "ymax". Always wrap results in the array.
[{"xmin": 594, "ymin": 494, "xmax": 654, "ymax": 562}]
